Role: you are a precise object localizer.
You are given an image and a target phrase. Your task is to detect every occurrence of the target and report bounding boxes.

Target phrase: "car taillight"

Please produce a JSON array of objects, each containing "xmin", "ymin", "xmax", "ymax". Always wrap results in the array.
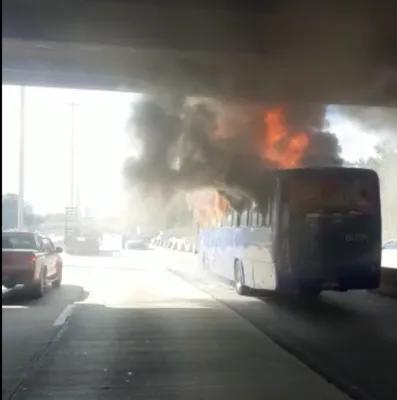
[
  {"xmin": 2, "ymin": 252, "xmax": 37, "ymax": 266},
  {"xmin": 14, "ymin": 253, "xmax": 36, "ymax": 266}
]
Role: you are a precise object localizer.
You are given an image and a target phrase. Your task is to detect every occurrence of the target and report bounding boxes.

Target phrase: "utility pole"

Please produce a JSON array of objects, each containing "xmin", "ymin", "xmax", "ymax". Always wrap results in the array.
[
  {"xmin": 17, "ymin": 86, "xmax": 26, "ymax": 231},
  {"xmin": 65, "ymin": 101, "xmax": 81, "ymax": 244},
  {"xmin": 69, "ymin": 102, "xmax": 76, "ymax": 208},
  {"xmin": 68, "ymin": 102, "xmax": 80, "ymax": 211}
]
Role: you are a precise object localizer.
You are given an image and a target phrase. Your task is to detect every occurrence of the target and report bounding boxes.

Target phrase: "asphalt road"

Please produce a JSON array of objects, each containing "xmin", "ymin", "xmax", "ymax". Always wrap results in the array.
[
  {"xmin": 2, "ymin": 265, "xmax": 91, "ymax": 398},
  {"xmin": 166, "ymin": 251, "xmax": 397, "ymax": 400},
  {"xmin": 2, "ymin": 250, "xmax": 350, "ymax": 400}
]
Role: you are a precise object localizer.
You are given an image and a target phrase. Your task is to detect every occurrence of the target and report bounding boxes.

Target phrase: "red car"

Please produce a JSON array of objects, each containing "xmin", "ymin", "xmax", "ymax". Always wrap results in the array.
[{"xmin": 2, "ymin": 231, "xmax": 63, "ymax": 298}]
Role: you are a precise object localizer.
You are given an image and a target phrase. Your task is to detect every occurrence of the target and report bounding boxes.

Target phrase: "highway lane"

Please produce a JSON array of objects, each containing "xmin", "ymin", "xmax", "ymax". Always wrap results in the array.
[
  {"xmin": 2, "ymin": 266, "xmax": 90, "ymax": 398},
  {"xmin": 2, "ymin": 252, "xmax": 128, "ymax": 397},
  {"xmin": 2, "ymin": 251, "xmax": 348, "ymax": 400},
  {"xmin": 166, "ymin": 250, "xmax": 397, "ymax": 400}
]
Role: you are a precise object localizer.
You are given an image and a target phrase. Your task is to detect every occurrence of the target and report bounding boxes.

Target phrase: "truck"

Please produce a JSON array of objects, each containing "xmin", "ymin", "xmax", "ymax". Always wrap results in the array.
[{"xmin": 2, "ymin": 231, "xmax": 63, "ymax": 298}]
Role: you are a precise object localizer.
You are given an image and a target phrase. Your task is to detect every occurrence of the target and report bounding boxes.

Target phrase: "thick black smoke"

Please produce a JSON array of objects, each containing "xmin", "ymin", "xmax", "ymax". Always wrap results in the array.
[{"xmin": 123, "ymin": 98, "xmax": 342, "ymax": 211}]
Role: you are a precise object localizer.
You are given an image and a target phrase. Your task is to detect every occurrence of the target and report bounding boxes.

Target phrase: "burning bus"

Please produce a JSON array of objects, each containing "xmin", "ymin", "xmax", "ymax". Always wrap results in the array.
[
  {"xmin": 198, "ymin": 167, "xmax": 381, "ymax": 297},
  {"xmin": 193, "ymin": 107, "xmax": 381, "ymax": 296}
]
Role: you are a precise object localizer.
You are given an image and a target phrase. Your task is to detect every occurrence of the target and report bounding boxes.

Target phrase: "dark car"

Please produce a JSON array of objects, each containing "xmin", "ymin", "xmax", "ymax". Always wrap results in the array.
[
  {"xmin": 66, "ymin": 235, "xmax": 100, "ymax": 255},
  {"xmin": 2, "ymin": 232, "xmax": 63, "ymax": 297},
  {"xmin": 125, "ymin": 236, "xmax": 151, "ymax": 250}
]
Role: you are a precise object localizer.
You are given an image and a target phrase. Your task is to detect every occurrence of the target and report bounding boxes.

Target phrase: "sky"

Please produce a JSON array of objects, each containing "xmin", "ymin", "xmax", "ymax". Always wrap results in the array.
[
  {"xmin": 2, "ymin": 85, "xmax": 139, "ymax": 216},
  {"xmin": 327, "ymin": 112, "xmax": 379, "ymax": 161},
  {"xmin": 2, "ymin": 85, "xmax": 379, "ymax": 216}
]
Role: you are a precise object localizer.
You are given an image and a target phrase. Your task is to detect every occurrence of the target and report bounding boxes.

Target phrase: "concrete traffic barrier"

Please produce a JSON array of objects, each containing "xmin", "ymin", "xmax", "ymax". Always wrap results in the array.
[
  {"xmin": 176, "ymin": 240, "xmax": 185, "ymax": 251},
  {"xmin": 184, "ymin": 243, "xmax": 192, "ymax": 252},
  {"xmin": 150, "ymin": 232, "xmax": 197, "ymax": 253},
  {"xmin": 376, "ymin": 267, "xmax": 397, "ymax": 298}
]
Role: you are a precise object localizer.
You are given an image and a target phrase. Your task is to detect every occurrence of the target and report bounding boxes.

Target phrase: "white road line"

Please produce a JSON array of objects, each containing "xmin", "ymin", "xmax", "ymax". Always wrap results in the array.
[
  {"xmin": 2, "ymin": 305, "xmax": 29, "ymax": 309},
  {"xmin": 53, "ymin": 304, "xmax": 75, "ymax": 327}
]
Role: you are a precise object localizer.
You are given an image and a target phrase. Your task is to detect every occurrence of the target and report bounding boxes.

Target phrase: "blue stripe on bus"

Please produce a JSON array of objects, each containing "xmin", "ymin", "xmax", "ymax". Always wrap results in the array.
[{"xmin": 200, "ymin": 228, "xmax": 246, "ymax": 249}]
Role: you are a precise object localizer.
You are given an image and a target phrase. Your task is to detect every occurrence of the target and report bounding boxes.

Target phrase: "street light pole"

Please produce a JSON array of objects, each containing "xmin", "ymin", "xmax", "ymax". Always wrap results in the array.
[
  {"xmin": 68, "ymin": 102, "xmax": 77, "ymax": 209},
  {"xmin": 17, "ymin": 86, "xmax": 26, "ymax": 231}
]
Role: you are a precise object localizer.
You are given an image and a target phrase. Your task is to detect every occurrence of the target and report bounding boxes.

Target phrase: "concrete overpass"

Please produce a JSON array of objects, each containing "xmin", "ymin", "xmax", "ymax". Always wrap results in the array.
[{"xmin": 2, "ymin": 0, "xmax": 397, "ymax": 105}]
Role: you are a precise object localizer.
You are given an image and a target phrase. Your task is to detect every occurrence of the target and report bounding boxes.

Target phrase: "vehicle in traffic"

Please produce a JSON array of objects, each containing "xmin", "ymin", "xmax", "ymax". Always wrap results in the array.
[
  {"xmin": 381, "ymin": 239, "xmax": 397, "ymax": 269},
  {"xmin": 125, "ymin": 235, "xmax": 151, "ymax": 250},
  {"xmin": 66, "ymin": 235, "xmax": 100, "ymax": 255},
  {"xmin": 376, "ymin": 239, "xmax": 397, "ymax": 296},
  {"xmin": 2, "ymin": 231, "xmax": 63, "ymax": 297},
  {"xmin": 198, "ymin": 167, "xmax": 381, "ymax": 297}
]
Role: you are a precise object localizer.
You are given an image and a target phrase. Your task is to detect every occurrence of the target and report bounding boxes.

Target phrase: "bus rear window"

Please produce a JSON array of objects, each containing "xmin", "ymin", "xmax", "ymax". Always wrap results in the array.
[{"xmin": 286, "ymin": 171, "xmax": 377, "ymax": 214}]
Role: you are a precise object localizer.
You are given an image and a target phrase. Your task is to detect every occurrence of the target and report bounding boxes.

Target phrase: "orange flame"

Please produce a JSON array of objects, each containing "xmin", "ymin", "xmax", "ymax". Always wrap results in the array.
[
  {"xmin": 187, "ymin": 189, "xmax": 230, "ymax": 228},
  {"xmin": 187, "ymin": 107, "xmax": 309, "ymax": 227},
  {"xmin": 261, "ymin": 107, "xmax": 309, "ymax": 169}
]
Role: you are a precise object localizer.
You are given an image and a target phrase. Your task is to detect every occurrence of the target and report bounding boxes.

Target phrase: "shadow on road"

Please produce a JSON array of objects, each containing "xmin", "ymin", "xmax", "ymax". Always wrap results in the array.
[
  {"xmin": 125, "ymin": 248, "xmax": 155, "ymax": 251},
  {"xmin": 64, "ymin": 248, "xmax": 154, "ymax": 258},
  {"xmin": 65, "ymin": 251, "xmax": 114, "ymax": 257},
  {"xmin": 207, "ymin": 271, "xmax": 359, "ymax": 323},
  {"xmin": 258, "ymin": 291, "xmax": 355, "ymax": 322},
  {"xmin": 7, "ymin": 301, "xmax": 348, "ymax": 400},
  {"xmin": 170, "ymin": 267, "xmax": 397, "ymax": 400},
  {"xmin": 2, "ymin": 284, "xmax": 90, "ymax": 307}
]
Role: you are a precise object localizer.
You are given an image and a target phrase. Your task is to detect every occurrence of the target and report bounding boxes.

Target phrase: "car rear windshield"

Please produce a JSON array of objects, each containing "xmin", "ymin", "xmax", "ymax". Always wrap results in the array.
[{"xmin": 2, "ymin": 234, "xmax": 38, "ymax": 250}]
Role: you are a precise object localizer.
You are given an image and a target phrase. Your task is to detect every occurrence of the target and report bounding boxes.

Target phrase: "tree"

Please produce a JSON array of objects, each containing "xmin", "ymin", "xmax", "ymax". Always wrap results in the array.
[
  {"xmin": 2, "ymin": 193, "xmax": 45, "ymax": 231},
  {"xmin": 332, "ymin": 104, "xmax": 397, "ymax": 239},
  {"xmin": 352, "ymin": 143, "xmax": 397, "ymax": 240},
  {"xmin": 2, "ymin": 194, "xmax": 18, "ymax": 230},
  {"xmin": 335, "ymin": 106, "xmax": 397, "ymax": 133}
]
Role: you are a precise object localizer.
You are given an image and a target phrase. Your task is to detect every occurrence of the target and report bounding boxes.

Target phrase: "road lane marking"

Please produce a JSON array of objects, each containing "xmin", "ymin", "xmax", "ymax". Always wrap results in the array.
[
  {"xmin": 2, "ymin": 305, "xmax": 29, "ymax": 309},
  {"xmin": 53, "ymin": 304, "xmax": 75, "ymax": 327},
  {"xmin": 2, "ymin": 286, "xmax": 12, "ymax": 294}
]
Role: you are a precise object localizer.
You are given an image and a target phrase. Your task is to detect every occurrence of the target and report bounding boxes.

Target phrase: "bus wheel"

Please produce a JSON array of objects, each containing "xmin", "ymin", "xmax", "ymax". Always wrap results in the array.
[{"xmin": 235, "ymin": 261, "xmax": 250, "ymax": 296}]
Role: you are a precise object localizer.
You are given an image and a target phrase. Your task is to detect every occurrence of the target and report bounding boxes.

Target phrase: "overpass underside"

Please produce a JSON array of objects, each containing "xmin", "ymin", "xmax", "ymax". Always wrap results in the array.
[{"xmin": 2, "ymin": 0, "xmax": 397, "ymax": 106}]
